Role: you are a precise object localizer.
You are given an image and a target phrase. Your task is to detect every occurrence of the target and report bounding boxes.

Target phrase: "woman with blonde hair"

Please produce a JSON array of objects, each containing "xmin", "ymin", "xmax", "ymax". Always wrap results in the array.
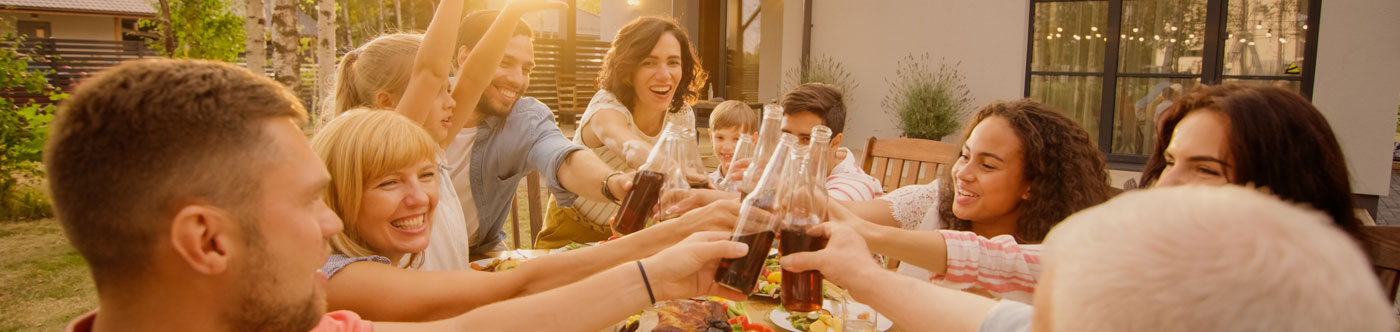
[
  {"xmin": 313, "ymin": 109, "xmax": 743, "ymax": 322},
  {"xmin": 330, "ymin": 0, "xmax": 563, "ymax": 270}
]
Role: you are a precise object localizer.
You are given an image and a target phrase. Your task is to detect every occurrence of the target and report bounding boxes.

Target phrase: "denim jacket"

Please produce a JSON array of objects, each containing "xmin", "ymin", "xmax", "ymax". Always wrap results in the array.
[{"xmin": 457, "ymin": 97, "xmax": 583, "ymax": 253}]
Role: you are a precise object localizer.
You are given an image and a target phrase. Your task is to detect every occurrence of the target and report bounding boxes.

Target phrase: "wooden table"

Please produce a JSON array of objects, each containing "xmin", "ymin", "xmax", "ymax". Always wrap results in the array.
[{"xmin": 479, "ymin": 250, "xmax": 905, "ymax": 331}]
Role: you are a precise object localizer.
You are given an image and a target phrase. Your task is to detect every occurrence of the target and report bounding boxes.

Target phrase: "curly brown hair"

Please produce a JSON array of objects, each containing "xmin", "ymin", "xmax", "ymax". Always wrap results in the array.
[
  {"xmin": 937, "ymin": 99, "xmax": 1113, "ymax": 243},
  {"xmin": 596, "ymin": 16, "xmax": 706, "ymax": 113}
]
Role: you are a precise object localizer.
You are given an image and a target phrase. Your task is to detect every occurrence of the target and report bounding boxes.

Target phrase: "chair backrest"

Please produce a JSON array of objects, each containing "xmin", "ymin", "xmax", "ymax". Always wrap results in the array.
[
  {"xmin": 1361, "ymin": 225, "xmax": 1400, "ymax": 301},
  {"xmin": 860, "ymin": 137, "xmax": 960, "ymax": 192},
  {"xmin": 509, "ymin": 171, "xmax": 547, "ymax": 249}
]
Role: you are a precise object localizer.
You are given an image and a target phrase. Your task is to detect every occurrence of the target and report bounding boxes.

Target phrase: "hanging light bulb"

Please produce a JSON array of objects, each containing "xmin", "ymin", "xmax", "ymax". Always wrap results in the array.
[
  {"xmin": 1171, "ymin": 26, "xmax": 1179, "ymax": 31},
  {"xmin": 1057, "ymin": 27, "xmax": 1064, "ymax": 32},
  {"xmin": 1303, "ymin": 24, "xmax": 1308, "ymax": 30},
  {"xmin": 1248, "ymin": 41, "xmax": 1255, "ymax": 45},
  {"xmin": 1096, "ymin": 33, "xmax": 1102, "ymax": 38},
  {"xmin": 1279, "ymin": 38, "xmax": 1287, "ymax": 43},
  {"xmin": 1139, "ymin": 37, "xmax": 1146, "ymax": 41},
  {"xmin": 1047, "ymin": 35, "xmax": 1054, "ymax": 40},
  {"xmin": 1266, "ymin": 32, "xmax": 1272, "ymax": 37},
  {"xmin": 1154, "ymin": 35, "xmax": 1160, "ymax": 40},
  {"xmin": 1239, "ymin": 38, "xmax": 1247, "ymax": 43},
  {"xmin": 1056, "ymin": 33, "xmax": 1062, "ymax": 37},
  {"xmin": 1189, "ymin": 33, "xmax": 1196, "ymax": 38},
  {"xmin": 1132, "ymin": 28, "xmax": 1140, "ymax": 33},
  {"xmin": 1171, "ymin": 38, "xmax": 1177, "ymax": 43},
  {"xmin": 1091, "ymin": 26, "xmax": 1099, "ymax": 32},
  {"xmin": 1074, "ymin": 35, "xmax": 1081, "ymax": 40},
  {"xmin": 1121, "ymin": 34, "xmax": 1127, "ymax": 39}
]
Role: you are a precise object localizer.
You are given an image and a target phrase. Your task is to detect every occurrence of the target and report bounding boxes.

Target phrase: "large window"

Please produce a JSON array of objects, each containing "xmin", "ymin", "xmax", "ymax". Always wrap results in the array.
[{"xmin": 1025, "ymin": 0, "xmax": 1319, "ymax": 165}]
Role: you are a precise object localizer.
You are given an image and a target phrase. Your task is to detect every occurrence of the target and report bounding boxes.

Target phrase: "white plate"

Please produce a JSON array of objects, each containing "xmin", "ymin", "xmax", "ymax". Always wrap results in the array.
[{"xmin": 769, "ymin": 300, "xmax": 892, "ymax": 332}]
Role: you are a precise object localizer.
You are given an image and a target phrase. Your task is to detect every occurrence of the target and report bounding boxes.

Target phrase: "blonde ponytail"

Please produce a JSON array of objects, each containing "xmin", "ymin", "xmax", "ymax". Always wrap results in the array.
[{"xmin": 331, "ymin": 34, "xmax": 422, "ymax": 115}]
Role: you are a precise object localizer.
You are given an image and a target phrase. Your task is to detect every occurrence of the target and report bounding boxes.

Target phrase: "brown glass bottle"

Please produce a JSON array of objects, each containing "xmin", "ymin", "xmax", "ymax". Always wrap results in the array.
[
  {"xmin": 714, "ymin": 133, "xmax": 798, "ymax": 293},
  {"xmin": 780, "ymin": 221, "xmax": 828, "ymax": 312},
  {"xmin": 611, "ymin": 170, "xmax": 664, "ymax": 235}
]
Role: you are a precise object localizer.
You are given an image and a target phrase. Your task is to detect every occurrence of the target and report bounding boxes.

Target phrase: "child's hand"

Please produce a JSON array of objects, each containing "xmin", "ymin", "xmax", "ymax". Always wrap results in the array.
[{"xmin": 504, "ymin": 0, "xmax": 568, "ymax": 15}]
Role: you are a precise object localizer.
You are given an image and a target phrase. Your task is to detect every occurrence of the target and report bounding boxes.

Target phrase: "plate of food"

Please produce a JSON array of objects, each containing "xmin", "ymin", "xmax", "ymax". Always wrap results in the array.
[
  {"xmin": 468, "ymin": 256, "xmax": 523, "ymax": 272},
  {"xmin": 617, "ymin": 297, "xmax": 773, "ymax": 332},
  {"xmin": 753, "ymin": 249, "xmax": 781, "ymax": 298},
  {"xmin": 769, "ymin": 300, "xmax": 892, "ymax": 332}
]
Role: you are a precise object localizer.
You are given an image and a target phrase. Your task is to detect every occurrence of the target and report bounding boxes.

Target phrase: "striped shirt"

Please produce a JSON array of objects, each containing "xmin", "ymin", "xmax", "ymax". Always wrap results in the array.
[
  {"xmin": 826, "ymin": 147, "xmax": 884, "ymax": 201},
  {"xmin": 879, "ymin": 180, "xmax": 1040, "ymax": 303}
]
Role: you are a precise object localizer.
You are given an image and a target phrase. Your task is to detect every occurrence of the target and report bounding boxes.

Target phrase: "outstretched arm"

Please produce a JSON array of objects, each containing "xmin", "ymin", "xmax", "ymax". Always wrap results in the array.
[
  {"xmin": 780, "ymin": 223, "xmax": 999, "ymax": 332},
  {"xmin": 376, "ymin": 232, "xmax": 750, "ymax": 332}
]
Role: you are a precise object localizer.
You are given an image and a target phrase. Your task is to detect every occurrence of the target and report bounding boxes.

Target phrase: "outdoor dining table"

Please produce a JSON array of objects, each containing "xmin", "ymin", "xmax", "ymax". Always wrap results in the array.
[{"xmin": 476, "ymin": 250, "xmax": 908, "ymax": 332}]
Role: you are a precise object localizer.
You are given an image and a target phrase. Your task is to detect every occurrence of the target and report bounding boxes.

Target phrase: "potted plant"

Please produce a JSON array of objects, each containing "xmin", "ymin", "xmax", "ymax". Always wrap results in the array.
[
  {"xmin": 882, "ymin": 54, "xmax": 972, "ymax": 141},
  {"xmin": 782, "ymin": 54, "xmax": 858, "ymax": 102}
]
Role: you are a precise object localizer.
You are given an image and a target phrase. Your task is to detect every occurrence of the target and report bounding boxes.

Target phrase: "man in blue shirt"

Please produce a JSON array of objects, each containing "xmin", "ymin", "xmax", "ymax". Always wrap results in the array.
[{"xmin": 447, "ymin": 10, "xmax": 630, "ymax": 254}]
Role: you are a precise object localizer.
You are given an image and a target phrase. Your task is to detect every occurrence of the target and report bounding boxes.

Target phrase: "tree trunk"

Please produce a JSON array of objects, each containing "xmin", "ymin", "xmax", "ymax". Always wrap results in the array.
[
  {"xmin": 342, "ymin": 2, "xmax": 354, "ymax": 48},
  {"xmin": 395, "ymin": 0, "xmax": 402, "ymax": 29},
  {"xmin": 316, "ymin": 0, "xmax": 337, "ymax": 129},
  {"xmin": 272, "ymin": 0, "xmax": 301, "ymax": 99},
  {"xmin": 158, "ymin": 0, "xmax": 177, "ymax": 55},
  {"xmin": 378, "ymin": 0, "xmax": 386, "ymax": 32},
  {"xmin": 245, "ymin": 0, "xmax": 266, "ymax": 73}
]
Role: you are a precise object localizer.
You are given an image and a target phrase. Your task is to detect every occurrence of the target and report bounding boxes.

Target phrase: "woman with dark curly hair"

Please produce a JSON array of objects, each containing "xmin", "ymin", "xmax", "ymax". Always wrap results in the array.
[
  {"xmin": 1140, "ymin": 84, "xmax": 1364, "ymax": 242},
  {"xmin": 833, "ymin": 99, "xmax": 1113, "ymax": 303},
  {"xmin": 537, "ymin": 16, "xmax": 708, "ymax": 248}
]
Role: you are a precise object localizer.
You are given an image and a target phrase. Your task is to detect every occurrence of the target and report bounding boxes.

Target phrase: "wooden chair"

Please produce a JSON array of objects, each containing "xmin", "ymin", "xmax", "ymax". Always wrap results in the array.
[
  {"xmin": 859, "ymin": 137, "xmax": 960, "ymax": 271},
  {"xmin": 1361, "ymin": 225, "xmax": 1400, "ymax": 304},
  {"xmin": 508, "ymin": 172, "xmax": 547, "ymax": 249},
  {"xmin": 860, "ymin": 137, "xmax": 961, "ymax": 193}
]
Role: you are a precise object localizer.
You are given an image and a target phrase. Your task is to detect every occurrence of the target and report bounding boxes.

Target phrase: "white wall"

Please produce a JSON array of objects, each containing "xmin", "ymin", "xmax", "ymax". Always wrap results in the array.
[
  {"xmin": 782, "ymin": 0, "xmax": 1030, "ymax": 154},
  {"xmin": 1312, "ymin": 0, "xmax": 1400, "ymax": 196},
  {"xmin": 1, "ymin": 13, "xmax": 118, "ymax": 40}
]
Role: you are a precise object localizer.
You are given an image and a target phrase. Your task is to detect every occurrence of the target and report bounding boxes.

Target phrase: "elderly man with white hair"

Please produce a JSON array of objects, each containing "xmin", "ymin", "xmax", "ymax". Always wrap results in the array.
[{"xmin": 782, "ymin": 185, "xmax": 1396, "ymax": 332}]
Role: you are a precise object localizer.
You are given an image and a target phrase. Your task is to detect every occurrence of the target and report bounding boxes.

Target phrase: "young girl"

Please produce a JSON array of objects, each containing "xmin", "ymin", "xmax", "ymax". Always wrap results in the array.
[
  {"xmin": 331, "ymin": 0, "xmax": 563, "ymax": 270},
  {"xmin": 537, "ymin": 16, "xmax": 708, "ymax": 248},
  {"xmin": 313, "ymin": 109, "xmax": 743, "ymax": 322}
]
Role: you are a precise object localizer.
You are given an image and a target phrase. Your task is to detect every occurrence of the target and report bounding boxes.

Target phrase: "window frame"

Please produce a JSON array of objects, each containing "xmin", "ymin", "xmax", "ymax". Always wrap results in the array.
[{"xmin": 1023, "ymin": 0, "xmax": 1322, "ymax": 168}]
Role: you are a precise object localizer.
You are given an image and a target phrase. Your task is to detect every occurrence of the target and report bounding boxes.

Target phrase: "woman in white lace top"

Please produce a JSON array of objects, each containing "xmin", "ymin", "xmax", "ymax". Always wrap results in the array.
[
  {"xmin": 832, "ymin": 99, "xmax": 1114, "ymax": 302},
  {"xmin": 537, "ymin": 16, "xmax": 708, "ymax": 247}
]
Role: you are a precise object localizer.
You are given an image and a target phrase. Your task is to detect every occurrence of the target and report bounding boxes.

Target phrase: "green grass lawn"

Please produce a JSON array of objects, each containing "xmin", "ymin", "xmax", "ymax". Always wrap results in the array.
[{"xmin": 0, "ymin": 219, "xmax": 96, "ymax": 332}]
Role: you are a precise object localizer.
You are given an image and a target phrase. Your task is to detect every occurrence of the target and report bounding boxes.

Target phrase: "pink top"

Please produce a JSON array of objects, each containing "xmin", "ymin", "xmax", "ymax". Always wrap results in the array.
[{"xmin": 937, "ymin": 230, "xmax": 1040, "ymax": 303}]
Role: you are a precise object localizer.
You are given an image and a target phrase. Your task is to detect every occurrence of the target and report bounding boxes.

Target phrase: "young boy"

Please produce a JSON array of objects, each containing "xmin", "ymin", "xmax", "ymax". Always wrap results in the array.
[
  {"xmin": 780, "ymin": 83, "xmax": 884, "ymax": 201},
  {"xmin": 706, "ymin": 100, "xmax": 758, "ymax": 185}
]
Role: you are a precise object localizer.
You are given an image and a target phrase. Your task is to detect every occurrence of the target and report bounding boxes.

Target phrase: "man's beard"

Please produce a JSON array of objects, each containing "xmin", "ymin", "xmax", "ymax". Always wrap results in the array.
[
  {"xmin": 225, "ymin": 233, "xmax": 324, "ymax": 331},
  {"xmin": 481, "ymin": 90, "xmax": 520, "ymax": 117}
]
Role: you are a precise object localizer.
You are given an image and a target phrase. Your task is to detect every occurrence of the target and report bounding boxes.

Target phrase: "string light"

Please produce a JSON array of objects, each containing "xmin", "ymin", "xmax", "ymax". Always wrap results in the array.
[
  {"xmin": 1248, "ymin": 41, "xmax": 1255, "ymax": 45},
  {"xmin": 1056, "ymin": 33, "xmax": 1062, "ymax": 37},
  {"xmin": 1139, "ymin": 37, "xmax": 1146, "ymax": 41},
  {"xmin": 1091, "ymin": 26, "xmax": 1099, "ymax": 31},
  {"xmin": 1170, "ymin": 38, "xmax": 1177, "ymax": 43},
  {"xmin": 1132, "ymin": 28, "xmax": 1140, "ymax": 33},
  {"xmin": 1096, "ymin": 33, "xmax": 1102, "ymax": 38},
  {"xmin": 1189, "ymin": 33, "xmax": 1196, "ymax": 38},
  {"xmin": 1121, "ymin": 34, "xmax": 1127, "ymax": 39},
  {"xmin": 1047, "ymin": 35, "xmax": 1053, "ymax": 40},
  {"xmin": 1154, "ymin": 35, "xmax": 1160, "ymax": 40},
  {"xmin": 1074, "ymin": 35, "xmax": 1081, "ymax": 40},
  {"xmin": 1171, "ymin": 26, "xmax": 1178, "ymax": 31},
  {"xmin": 1303, "ymin": 24, "xmax": 1308, "ymax": 30},
  {"xmin": 1256, "ymin": 24, "xmax": 1263, "ymax": 29},
  {"xmin": 1239, "ymin": 38, "xmax": 1247, "ymax": 43},
  {"xmin": 1279, "ymin": 38, "xmax": 1287, "ymax": 43},
  {"xmin": 1266, "ymin": 32, "xmax": 1272, "ymax": 37},
  {"xmin": 1057, "ymin": 27, "xmax": 1064, "ymax": 32}
]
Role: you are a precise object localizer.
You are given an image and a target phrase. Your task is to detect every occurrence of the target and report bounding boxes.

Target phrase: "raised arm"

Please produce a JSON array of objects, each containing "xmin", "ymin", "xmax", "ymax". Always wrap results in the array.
[
  {"xmin": 448, "ymin": 0, "xmax": 566, "ymax": 141},
  {"xmin": 393, "ymin": 0, "xmax": 466, "ymax": 126}
]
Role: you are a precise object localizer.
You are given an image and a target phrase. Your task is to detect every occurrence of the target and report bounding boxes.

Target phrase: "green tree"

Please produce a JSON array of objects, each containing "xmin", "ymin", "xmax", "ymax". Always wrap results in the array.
[
  {"xmin": 139, "ymin": 0, "xmax": 247, "ymax": 62},
  {"xmin": 0, "ymin": 20, "xmax": 65, "ymax": 219}
]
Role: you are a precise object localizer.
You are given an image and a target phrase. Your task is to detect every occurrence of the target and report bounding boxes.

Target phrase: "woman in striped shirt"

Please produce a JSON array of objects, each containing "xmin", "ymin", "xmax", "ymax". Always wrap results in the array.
[{"xmin": 834, "ymin": 99, "xmax": 1114, "ymax": 303}]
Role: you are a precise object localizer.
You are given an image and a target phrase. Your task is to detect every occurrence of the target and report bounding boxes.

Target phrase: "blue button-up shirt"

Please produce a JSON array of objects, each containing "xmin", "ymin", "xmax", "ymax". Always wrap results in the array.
[{"xmin": 452, "ymin": 97, "xmax": 584, "ymax": 254}]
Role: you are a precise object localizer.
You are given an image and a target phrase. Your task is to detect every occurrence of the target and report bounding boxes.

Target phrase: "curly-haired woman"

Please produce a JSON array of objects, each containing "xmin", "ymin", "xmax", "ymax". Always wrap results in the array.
[
  {"xmin": 536, "ymin": 16, "xmax": 708, "ymax": 248},
  {"xmin": 833, "ymin": 99, "xmax": 1115, "ymax": 303}
]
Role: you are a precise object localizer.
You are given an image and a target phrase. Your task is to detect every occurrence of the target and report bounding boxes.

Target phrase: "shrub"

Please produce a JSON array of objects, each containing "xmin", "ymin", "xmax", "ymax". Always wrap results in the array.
[
  {"xmin": 883, "ymin": 54, "xmax": 972, "ymax": 140},
  {"xmin": 783, "ymin": 54, "xmax": 859, "ymax": 102},
  {"xmin": 1, "ymin": 18, "xmax": 60, "ymax": 220}
]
